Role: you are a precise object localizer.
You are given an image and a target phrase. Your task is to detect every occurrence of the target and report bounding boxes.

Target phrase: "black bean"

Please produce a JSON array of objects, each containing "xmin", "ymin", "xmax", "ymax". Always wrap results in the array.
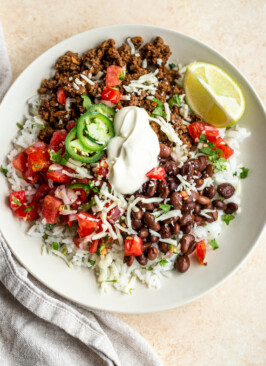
[
  {"xmin": 194, "ymin": 215, "xmax": 205, "ymax": 226},
  {"xmin": 143, "ymin": 242, "xmax": 152, "ymax": 252},
  {"xmin": 160, "ymin": 225, "xmax": 171, "ymax": 239},
  {"xmin": 181, "ymin": 201, "xmax": 196, "ymax": 212},
  {"xmin": 205, "ymin": 208, "xmax": 218, "ymax": 223},
  {"xmin": 198, "ymin": 155, "xmax": 208, "ymax": 171},
  {"xmin": 171, "ymin": 223, "xmax": 180, "ymax": 235},
  {"xmin": 124, "ymin": 256, "xmax": 134, "ymax": 267},
  {"xmin": 158, "ymin": 242, "xmax": 168, "ymax": 254},
  {"xmin": 164, "ymin": 160, "xmax": 179, "ymax": 175},
  {"xmin": 146, "ymin": 180, "xmax": 158, "ymax": 197},
  {"xmin": 217, "ymin": 183, "xmax": 235, "ymax": 199},
  {"xmin": 225, "ymin": 202, "xmax": 238, "ymax": 214},
  {"xmin": 189, "ymin": 158, "xmax": 200, "ymax": 171},
  {"xmin": 179, "ymin": 213, "xmax": 193, "ymax": 226},
  {"xmin": 186, "ymin": 190, "xmax": 199, "ymax": 203},
  {"xmin": 194, "ymin": 204, "xmax": 201, "ymax": 214},
  {"xmin": 176, "ymin": 255, "xmax": 190, "ymax": 273},
  {"xmin": 180, "ymin": 234, "xmax": 195, "ymax": 254},
  {"xmin": 159, "ymin": 143, "xmax": 172, "ymax": 158},
  {"xmin": 181, "ymin": 162, "xmax": 194, "ymax": 181},
  {"xmin": 213, "ymin": 199, "xmax": 227, "ymax": 210},
  {"xmin": 149, "ymin": 235, "xmax": 159, "ymax": 243},
  {"xmin": 166, "ymin": 177, "xmax": 178, "ymax": 192},
  {"xmin": 143, "ymin": 212, "xmax": 161, "ymax": 231},
  {"xmin": 204, "ymin": 185, "xmax": 216, "ymax": 199},
  {"xmin": 139, "ymin": 227, "xmax": 149, "ymax": 239},
  {"xmin": 195, "ymin": 178, "xmax": 204, "ymax": 188},
  {"xmin": 182, "ymin": 224, "xmax": 192, "ymax": 234},
  {"xmin": 170, "ymin": 192, "xmax": 182, "ymax": 209},
  {"xmin": 136, "ymin": 254, "xmax": 148, "ymax": 266},
  {"xmin": 147, "ymin": 246, "xmax": 158, "ymax": 260},
  {"xmin": 196, "ymin": 195, "xmax": 211, "ymax": 205},
  {"xmin": 158, "ymin": 181, "xmax": 169, "ymax": 198},
  {"xmin": 132, "ymin": 209, "xmax": 143, "ymax": 220},
  {"xmin": 131, "ymin": 219, "xmax": 142, "ymax": 230},
  {"xmin": 202, "ymin": 164, "xmax": 214, "ymax": 178}
]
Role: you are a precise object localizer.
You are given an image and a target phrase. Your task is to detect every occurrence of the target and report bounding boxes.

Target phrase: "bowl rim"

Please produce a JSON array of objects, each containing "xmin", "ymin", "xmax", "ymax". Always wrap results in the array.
[{"xmin": 1, "ymin": 24, "xmax": 265, "ymax": 314}]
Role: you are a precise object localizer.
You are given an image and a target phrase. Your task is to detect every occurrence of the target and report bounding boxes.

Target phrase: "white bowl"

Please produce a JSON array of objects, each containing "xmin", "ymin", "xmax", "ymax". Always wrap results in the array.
[{"xmin": 0, "ymin": 25, "xmax": 265, "ymax": 313}]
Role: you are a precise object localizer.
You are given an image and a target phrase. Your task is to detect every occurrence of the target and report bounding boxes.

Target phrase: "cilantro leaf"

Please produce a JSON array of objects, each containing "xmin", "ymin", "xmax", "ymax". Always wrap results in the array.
[
  {"xmin": 159, "ymin": 258, "xmax": 168, "ymax": 267},
  {"xmin": 199, "ymin": 133, "xmax": 207, "ymax": 143},
  {"xmin": 81, "ymin": 94, "xmax": 92, "ymax": 110},
  {"xmin": 24, "ymin": 206, "xmax": 34, "ymax": 213},
  {"xmin": 46, "ymin": 223, "xmax": 55, "ymax": 230},
  {"xmin": 209, "ymin": 239, "xmax": 219, "ymax": 250},
  {"xmin": 159, "ymin": 204, "xmax": 173, "ymax": 213},
  {"xmin": 12, "ymin": 196, "xmax": 22, "ymax": 206},
  {"xmin": 49, "ymin": 150, "xmax": 69, "ymax": 165},
  {"xmin": 16, "ymin": 122, "xmax": 23, "ymax": 129},
  {"xmin": 104, "ymin": 280, "xmax": 117, "ymax": 283},
  {"xmin": 222, "ymin": 214, "xmax": 235, "ymax": 226},
  {"xmin": 89, "ymin": 259, "xmax": 96, "ymax": 266},
  {"xmin": 169, "ymin": 63, "xmax": 177, "ymax": 69},
  {"xmin": 199, "ymin": 141, "xmax": 227, "ymax": 172},
  {"xmin": 151, "ymin": 98, "xmax": 167, "ymax": 117},
  {"xmin": 168, "ymin": 94, "xmax": 181, "ymax": 108},
  {"xmin": 240, "ymin": 167, "xmax": 249, "ymax": 179},
  {"xmin": 233, "ymin": 171, "xmax": 237, "ymax": 176},
  {"xmin": 42, "ymin": 234, "xmax": 48, "ymax": 240},
  {"xmin": 52, "ymin": 242, "xmax": 59, "ymax": 250},
  {"xmin": 1, "ymin": 165, "xmax": 8, "ymax": 177}
]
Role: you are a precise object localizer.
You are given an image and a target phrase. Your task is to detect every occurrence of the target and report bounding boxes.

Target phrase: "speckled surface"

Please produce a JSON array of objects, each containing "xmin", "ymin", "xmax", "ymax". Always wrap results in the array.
[{"xmin": 1, "ymin": 1, "xmax": 265, "ymax": 365}]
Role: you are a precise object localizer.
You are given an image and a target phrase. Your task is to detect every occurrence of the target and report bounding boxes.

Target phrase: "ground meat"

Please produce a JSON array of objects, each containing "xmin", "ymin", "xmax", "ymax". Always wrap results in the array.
[{"xmin": 36, "ymin": 35, "xmax": 192, "ymax": 148}]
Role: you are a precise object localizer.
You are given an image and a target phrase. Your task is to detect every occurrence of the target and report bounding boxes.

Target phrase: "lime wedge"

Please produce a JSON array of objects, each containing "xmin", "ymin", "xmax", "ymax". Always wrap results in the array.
[{"xmin": 183, "ymin": 62, "xmax": 245, "ymax": 127}]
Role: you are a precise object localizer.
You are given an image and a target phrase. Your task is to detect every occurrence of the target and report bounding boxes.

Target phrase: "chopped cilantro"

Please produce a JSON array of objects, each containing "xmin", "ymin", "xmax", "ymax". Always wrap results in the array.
[
  {"xmin": 159, "ymin": 204, "xmax": 173, "ymax": 213},
  {"xmin": 88, "ymin": 181, "xmax": 99, "ymax": 194},
  {"xmin": 1, "ymin": 165, "xmax": 8, "ymax": 177},
  {"xmin": 169, "ymin": 63, "xmax": 177, "ymax": 69},
  {"xmin": 199, "ymin": 141, "xmax": 227, "ymax": 172},
  {"xmin": 209, "ymin": 239, "xmax": 219, "ymax": 250},
  {"xmin": 63, "ymin": 205, "xmax": 68, "ymax": 210},
  {"xmin": 81, "ymin": 94, "xmax": 92, "ymax": 110},
  {"xmin": 57, "ymin": 216, "xmax": 62, "ymax": 223},
  {"xmin": 142, "ymin": 266, "xmax": 153, "ymax": 271},
  {"xmin": 89, "ymin": 259, "xmax": 96, "ymax": 266},
  {"xmin": 12, "ymin": 196, "xmax": 22, "ymax": 206},
  {"xmin": 233, "ymin": 171, "xmax": 237, "ymax": 176},
  {"xmin": 24, "ymin": 206, "xmax": 34, "ymax": 213},
  {"xmin": 52, "ymin": 242, "xmax": 59, "ymax": 250},
  {"xmin": 42, "ymin": 234, "xmax": 48, "ymax": 240},
  {"xmin": 151, "ymin": 98, "xmax": 167, "ymax": 117},
  {"xmin": 49, "ymin": 150, "xmax": 69, "ymax": 165},
  {"xmin": 129, "ymin": 288, "xmax": 134, "ymax": 294},
  {"xmin": 159, "ymin": 258, "xmax": 168, "ymax": 267},
  {"xmin": 32, "ymin": 163, "xmax": 40, "ymax": 169},
  {"xmin": 104, "ymin": 280, "xmax": 117, "ymax": 283},
  {"xmin": 104, "ymin": 235, "xmax": 109, "ymax": 243},
  {"xmin": 222, "ymin": 214, "xmax": 235, "ymax": 226},
  {"xmin": 240, "ymin": 167, "xmax": 249, "ymax": 179},
  {"xmin": 16, "ymin": 122, "xmax": 23, "ymax": 129},
  {"xmin": 46, "ymin": 223, "xmax": 55, "ymax": 230},
  {"xmin": 96, "ymin": 245, "xmax": 101, "ymax": 256},
  {"xmin": 168, "ymin": 94, "xmax": 181, "ymax": 108},
  {"xmin": 199, "ymin": 133, "xmax": 207, "ymax": 143}
]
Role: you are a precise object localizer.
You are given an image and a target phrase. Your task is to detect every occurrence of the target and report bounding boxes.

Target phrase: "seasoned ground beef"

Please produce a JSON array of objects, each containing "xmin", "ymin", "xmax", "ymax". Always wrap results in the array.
[{"xmin": 37, "ymin": 36, "xmax": 194, "ymax": 148}]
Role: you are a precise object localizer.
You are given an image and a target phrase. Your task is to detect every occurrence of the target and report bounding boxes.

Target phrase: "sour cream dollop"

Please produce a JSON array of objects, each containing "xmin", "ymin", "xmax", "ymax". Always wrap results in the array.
[{"xmin": 107, "ymin": 106, "xmax": 160, "ymax": 194}]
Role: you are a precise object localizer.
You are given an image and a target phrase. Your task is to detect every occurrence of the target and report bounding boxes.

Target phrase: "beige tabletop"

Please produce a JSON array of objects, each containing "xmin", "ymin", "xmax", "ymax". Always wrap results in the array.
[{"xmin": 1, "ymin": 1, "xmax": 265, "ymax": 365}]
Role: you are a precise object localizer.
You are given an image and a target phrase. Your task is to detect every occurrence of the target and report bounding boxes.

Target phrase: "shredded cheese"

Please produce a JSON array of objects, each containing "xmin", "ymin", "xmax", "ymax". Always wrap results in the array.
[
  {"xmin": 149, "ymin": 116, "xmax": 183, "ymax": 146},
  {"xmin": 155, "ymin": 209, "xmax": 181, "ymax": 222},
  {"xmin": 80, "ymin": 74, "xmax": 95, "ymax": 85}
]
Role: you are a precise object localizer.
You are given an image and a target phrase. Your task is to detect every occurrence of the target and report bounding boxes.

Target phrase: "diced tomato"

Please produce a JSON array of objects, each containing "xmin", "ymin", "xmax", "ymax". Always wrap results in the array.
[
  {"xmin": 196, "ymin": 240, "xmax": 207, "ymax": 265},
  {"xmin": 106, "ymin": 65, "xmax": 124, "ymax": 87},
  {"xmin": 124, "ymin": 236, "xmax": 143, "ymax": 257},
  {"xmin": 12, "ymin": 152, "xmax": 27, "ymax": 173},
  {"xmin": 94, "ymin": 159, "xmax": 109, "ymax": 177},
  {"xmin": 66, "ymin": 121, "xmax": 77, "ymax": 132},
  {"xmin": 73, "ymin": 236, "xmax": 82, "ymax": 248},
  {"xmin": 57, "ymin": 87, "xmax": 66, "ymax": 105},
  {"xmin": 188, "ymin": 122, "xmax": 234, "ymax": 159},
  {"xmin": 33, "ymin": 183, "xmax": 50, "ymax": 202},
  {"xmin": 10, "ymin": 191, "xmax": 26, "ymax": 210},
  {"xmin": 146, "ymin": 166, "xmax": 166, "ymax": 181},
  {"xmin": 25, "ymin": 142, "xmax": 50, "ymax": 173},
  {"xmin": 13, "ymin": 201, "xmax": 38, "ymax": 221},
  {"xmin": 46, "ymin": 166, "xmax": 74, "ymax": 183},
  {"xmin": 101, "ymin": 87, "xmax": 121, "ymax": 104},
  {"xmin": 49, "ymin": 130, "xmax": 67, "ymax": 152},
  {"xmin": 77, "ymin": 212, "xmax": 101, "ymax": 238},
  {"xmin": 68, "ymin": 220, "xmax": 74, "ymax": 228},
  {"xmin": 89, "ymin": 239, "xmax": 99, "ymax": 254},
  {"xmin": 42, "ymin": 195, "xmax": 62, "ymax": 224}
]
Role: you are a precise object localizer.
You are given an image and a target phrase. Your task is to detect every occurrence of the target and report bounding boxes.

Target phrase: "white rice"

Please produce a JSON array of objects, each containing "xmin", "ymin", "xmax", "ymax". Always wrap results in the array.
[{"xmin": 5, "ymin": 80, "xmax": 250, "ymax": 295}]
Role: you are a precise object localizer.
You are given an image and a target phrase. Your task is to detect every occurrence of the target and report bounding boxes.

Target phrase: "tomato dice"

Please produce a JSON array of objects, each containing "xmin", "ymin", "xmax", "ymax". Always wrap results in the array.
[
  {"xmin": 146, "ymin": 166, "xmax": 166, "ymax": 181},
  {"xmin": 13, "ymin": 203, "xmax": 38, "ymax": 221},
  {"xmin": 12, "ymin": 152, "xmax": 27, "ymax": 173},
  {"xmin": 89, "ymin": 239, "xmax": 99, "ymax": 254},
  {"xmin": 49, "ymin": 130, "xmax": 67, "ymax": 152},
  {"xmin": 57, "ymin": 87, "xmax": 66, "ymax": 105},
  {"xmin": 101, "ymin": 87, "xmax": 121, "ymax": 104},
  {"xmin": 25, "ymin": 142, "xmax": 50, "ymax": 173},
  {"xmin": 66, "ymin": 121, "xmax": 77, "ymax": 132},
  {"xmin": 124, "ymin": 236, "xmax": 143, "ymax": 257},
  {"xmin": 77, "ymin": 212, "xmax": 101, "ymax": 238},
  {"xmin": 33, "ymin": 183, "xmax": 50, "ymax": 202},
  {"xmin": 196, "ymin": 240, "xmax": 207, "ymax": 265},
  {"xmin": 10, "ymin": 191, "xmax": 26, "ymax": 209},
  {"xmin": 42, "ymin": 195, "xmax": 62, "ymax": 224},
  {"xmin": 106, "ymin": 65, "xmax": 124, "ymax": 87},
  {"xmin": 46, "ymin": 166, "xmax": 74, "ymax": 183},
  {"xmin": 94, "ymin": 159, "xmax": 109, "ymax": 177},
  {"xmin": 188, "ymin": 121, "xmax": 234, "ymax": 159}
]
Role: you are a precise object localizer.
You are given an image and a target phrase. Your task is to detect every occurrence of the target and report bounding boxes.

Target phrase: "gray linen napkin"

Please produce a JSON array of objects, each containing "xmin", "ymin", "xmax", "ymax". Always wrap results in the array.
[{"xmin": 0, "ymin": 24, "xmax": 163, "ymax": 366}]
